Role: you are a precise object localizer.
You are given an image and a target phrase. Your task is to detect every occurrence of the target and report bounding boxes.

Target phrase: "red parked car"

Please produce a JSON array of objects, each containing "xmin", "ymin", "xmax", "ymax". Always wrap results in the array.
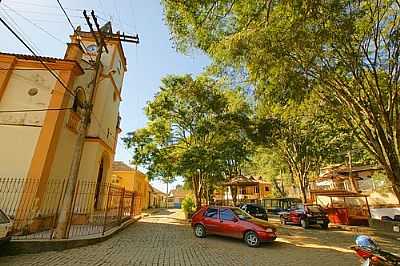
[
  {"xmin": 279, "ymin": 203, "xmax": 329, "ymax": 229},
  {"xmin": 191, "ymin": 206, "xmax": 277, "ymax": 247}
]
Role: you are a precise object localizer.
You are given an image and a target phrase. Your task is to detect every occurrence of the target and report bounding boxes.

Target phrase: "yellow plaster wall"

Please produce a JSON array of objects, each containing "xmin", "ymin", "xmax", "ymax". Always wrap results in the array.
[
  {"xmin": 111, "ymin": 169, "xmax": 150, "ymax": 211},
  {"xmin": 0, "ymin": 70, "xmax": 56, "ymax": 178}
]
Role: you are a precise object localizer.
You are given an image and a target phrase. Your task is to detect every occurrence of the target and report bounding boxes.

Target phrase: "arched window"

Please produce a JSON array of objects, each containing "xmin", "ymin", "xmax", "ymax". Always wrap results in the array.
[{"xmin": 72, "ymin": 87, "xmax": 86, "ymax": 115}]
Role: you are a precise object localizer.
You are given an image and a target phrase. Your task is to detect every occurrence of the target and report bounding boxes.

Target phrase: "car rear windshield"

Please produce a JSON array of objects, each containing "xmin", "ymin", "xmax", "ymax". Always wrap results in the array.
[
  {"xmin": 306, "ymin": 205, "xmax": 323, "ymax": 213},
  {"xmin": 0, "ymin": 210, "xmax": 9, "ymax": 224}
]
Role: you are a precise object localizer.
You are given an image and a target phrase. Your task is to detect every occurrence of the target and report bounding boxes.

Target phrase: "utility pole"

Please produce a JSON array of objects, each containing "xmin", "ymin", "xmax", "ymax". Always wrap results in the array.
[{"xmin": 54, "ymin": 10, "xmax": 139, "ymax": 239}]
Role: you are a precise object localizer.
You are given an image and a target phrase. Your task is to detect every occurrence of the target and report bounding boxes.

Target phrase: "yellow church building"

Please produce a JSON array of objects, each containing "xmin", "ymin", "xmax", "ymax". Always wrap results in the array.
[{"xmin": 0, "ymin": 22, "xmax": 129, "ymax": 236}]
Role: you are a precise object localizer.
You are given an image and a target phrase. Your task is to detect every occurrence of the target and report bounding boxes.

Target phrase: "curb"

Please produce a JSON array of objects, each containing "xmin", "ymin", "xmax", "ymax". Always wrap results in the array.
[{"xmin": 0, "ymin": 216, "xmax": 142, "ymax": 257}]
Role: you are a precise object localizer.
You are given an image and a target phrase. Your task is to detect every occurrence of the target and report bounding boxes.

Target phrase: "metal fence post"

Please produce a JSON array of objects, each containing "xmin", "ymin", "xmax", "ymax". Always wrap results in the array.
[
  {"xmin": 118, "ymin": 188, "xmax": 125, "ymax": 225},
  {"xmin": 65, "ymin": 180, "xmax": 80, "ymax": 239},
  {"xmin": 102, "ymin": 184, "xmax": 111, "ymax": 235},
  {"xmin": 50, "ymin": 179, "xmax": 67, "ymax": 240},
  {"xmin": 130, "ymin": 193, "xmax": 135, "ymax": 217}
]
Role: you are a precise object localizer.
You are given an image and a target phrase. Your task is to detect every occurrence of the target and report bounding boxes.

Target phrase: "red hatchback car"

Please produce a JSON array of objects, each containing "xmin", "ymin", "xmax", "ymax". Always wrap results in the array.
[{"xmin": 191, "ymin": 206, "xmax": 277, "ymax": 247}]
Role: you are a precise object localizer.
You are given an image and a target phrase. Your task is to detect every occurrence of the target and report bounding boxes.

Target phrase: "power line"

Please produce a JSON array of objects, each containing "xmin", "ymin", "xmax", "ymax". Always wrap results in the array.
[
  {"xmin": 7, "ymin": 0, "xmax": 108, "ymax": 17},
  {"xmin": 0, "ymin": 107, "xmax": 72, "ymax": 113},
  {"xmin": 0, "ymin": 67, "xmax": 95, "ymax": 71},
  {"xmin": 4, "ymin": 0, "xmax": 83, "ymax": 12},
  {"xmin": 56, "ymin": 0, "xmax": 77, "ymax": 32},
  {"xmin": 56, "ymin": 0, "xmax": 95, "ymax": 62},
  {"xmin": 1, "ymin": 7, "xmax": 85, "ymax": 19},
  {"xmin": 0, "ymin": 7, "xmax": 41, "ymax": 54},
  {"xmin": 0, "ymin": 16, "xmax": 76, "ymax": 98},
  {"xmin": 2, "ymin": 3, "xmax": 66, "ymax": 45},
  {"xmin": 0, "ymin": 122, "xmax": 42, "ymax": 127}
]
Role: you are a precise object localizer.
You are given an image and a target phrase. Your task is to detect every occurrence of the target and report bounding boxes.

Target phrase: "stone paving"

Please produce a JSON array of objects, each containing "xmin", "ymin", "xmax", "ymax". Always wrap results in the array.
[{"xmin": 1, "ymin": 209, "xmax": 399, "ymax": 266}]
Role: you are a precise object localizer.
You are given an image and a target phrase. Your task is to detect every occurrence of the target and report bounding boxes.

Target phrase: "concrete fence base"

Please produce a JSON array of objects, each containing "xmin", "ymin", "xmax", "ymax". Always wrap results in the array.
[
  {"xmin": 0, "ymin": 216, "xmax": 141, "ymax": 257},
  {"xmin": 369, "ymin": 218, "xmax": 400, "ymax": 241}
]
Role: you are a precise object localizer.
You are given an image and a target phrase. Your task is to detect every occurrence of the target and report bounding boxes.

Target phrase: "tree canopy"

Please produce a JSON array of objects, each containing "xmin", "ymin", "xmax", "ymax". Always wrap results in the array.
[
  {"xmin": 124, "ymin": 74, "xmax": 252, "ymax": 207},
  {"xmin": 162, "ymin": 0, "xmax": 400, "ymax": 201}
]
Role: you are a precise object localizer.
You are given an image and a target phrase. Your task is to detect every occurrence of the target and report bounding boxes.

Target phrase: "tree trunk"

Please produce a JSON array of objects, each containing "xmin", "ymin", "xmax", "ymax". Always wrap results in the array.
[
  {"xmin": 299, "ymin": 182, "xmax": 307, "ymax": 203},
  {"xmin": 393, "ymin": 183, "xmax": 400, "ymax": 203},
  {"xmin": 166, "ymin": 182, "xmax": 169, "ymax": 208},
  {"xmin": 230, "ymin": 185, "xmax": 238, "ymax": 206},
  {"xmin": 192, "ymin": 175, "xmax": 202, "ymax": 209},
  {"xmin": 297, "ymin": 173, "xmax": 308, "ymax": 203},
  {"xmin": 386, "ymin": 171, "xmax": 400, "ymax": 203}
]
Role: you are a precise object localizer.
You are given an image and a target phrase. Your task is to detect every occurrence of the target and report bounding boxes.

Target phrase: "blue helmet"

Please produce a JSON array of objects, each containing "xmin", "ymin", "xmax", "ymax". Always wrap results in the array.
[{"xmin": 355, "ymin": 235, "xmax": 379, "ymax": 251}]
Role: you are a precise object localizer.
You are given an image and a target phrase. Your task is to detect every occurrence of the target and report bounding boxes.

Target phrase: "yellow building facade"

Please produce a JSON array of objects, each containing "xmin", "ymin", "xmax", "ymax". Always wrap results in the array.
[
  {"xmin": 112, "ymin": 161, "xmax": 168, "ymax": 211},
  {"xmin": 112, "ymin": 161, "xmax": 150, "ymax": 212},
  {"xmin": 0, "ymin": 23, "xmax": 127, "ymax": 230}
]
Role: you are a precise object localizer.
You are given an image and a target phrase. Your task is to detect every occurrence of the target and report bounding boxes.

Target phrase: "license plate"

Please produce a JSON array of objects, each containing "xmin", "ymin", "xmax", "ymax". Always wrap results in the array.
[
  {"xmin": 317, "ymin": 220, "xmax": 324, "ymax": 225},
  {"xmin": 255, "ymin": 214, "xmax": 263, "ymax": 217},
  {"xmin": 394, "ymin": 226, "xmax": 399, "ymax": 233},
  {"xmin": 361, "ymin": 258, "xmax": 370, "ymax": 266}
]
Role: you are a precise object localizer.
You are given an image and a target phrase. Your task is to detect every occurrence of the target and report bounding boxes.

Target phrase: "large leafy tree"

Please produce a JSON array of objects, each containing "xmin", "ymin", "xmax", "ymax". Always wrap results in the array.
[
  {"xmin": 162, "ymin": 0, "xmax": 400, "ymax": 201},
  {"xmin": 253, "ymin": 94, "xmax": 354, "ymax": 202},
  {"xmin": 124, "ymin": 74, "xmax": 252, "ymax": 208}
]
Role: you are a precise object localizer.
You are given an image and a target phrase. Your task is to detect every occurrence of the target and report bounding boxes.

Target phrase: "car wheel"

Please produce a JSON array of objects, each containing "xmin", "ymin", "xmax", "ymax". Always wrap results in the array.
[
  {"xmin": 244, "ymin": 231, "xmax": 260, "ymax": 248},
  {"xmin": 300, "ymin": 218, "xmax": 309, "ymax": 229},
  {"xmin": 280, "ymin": 216, "xmax": 286, "ymax": 225},
  {"xmin": 194, "ymin": 224, "xmax": 206, "ymax": 238},
  {"xmin": 321, "ymin": 222, "xmax": 329, "ymax": 230}
]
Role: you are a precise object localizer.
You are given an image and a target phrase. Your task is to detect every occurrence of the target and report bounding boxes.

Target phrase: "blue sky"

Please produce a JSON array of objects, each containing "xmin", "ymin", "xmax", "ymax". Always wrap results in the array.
[{"xmin": 0, "ymin": 0, "xmax": 210, "ymax": 192}]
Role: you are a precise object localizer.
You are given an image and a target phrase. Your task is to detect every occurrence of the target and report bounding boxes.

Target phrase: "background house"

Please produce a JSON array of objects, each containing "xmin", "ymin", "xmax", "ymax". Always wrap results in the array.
[
  {"xmin": 214, "ymin": 175, "xmax": 271, "ymax": 206},
  {"xmin": 111, "ymin": 161, "xmax": 150, "ymax": 213},
  {"xmin": 168, "ymin": 185, "xmax": 190, "ymax": 208}
]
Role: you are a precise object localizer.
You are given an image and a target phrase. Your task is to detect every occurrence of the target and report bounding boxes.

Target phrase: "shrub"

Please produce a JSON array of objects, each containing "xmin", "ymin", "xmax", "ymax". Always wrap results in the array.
[{"xmin": 181, "ymin": 196, "xmax": 195, "ymax": 214}]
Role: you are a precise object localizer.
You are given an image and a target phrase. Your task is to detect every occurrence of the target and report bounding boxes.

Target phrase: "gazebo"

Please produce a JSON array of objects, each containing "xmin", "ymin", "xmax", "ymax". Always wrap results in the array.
[{"xmin": 311, "ymin": 190, "xmax": 371, "ymax": 226}]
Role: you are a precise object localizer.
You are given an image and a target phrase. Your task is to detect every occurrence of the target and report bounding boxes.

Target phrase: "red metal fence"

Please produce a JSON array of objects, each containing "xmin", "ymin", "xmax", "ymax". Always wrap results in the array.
[{"xmin": 0, "ymin": 178, "xmax": 140, "ymax": 239}]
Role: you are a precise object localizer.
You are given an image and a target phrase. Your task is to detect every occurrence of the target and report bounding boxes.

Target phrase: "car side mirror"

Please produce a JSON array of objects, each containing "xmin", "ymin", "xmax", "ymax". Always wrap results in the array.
[{"xmin": 233, "ymin": 217, "xmax": 239, "ymax": 222}]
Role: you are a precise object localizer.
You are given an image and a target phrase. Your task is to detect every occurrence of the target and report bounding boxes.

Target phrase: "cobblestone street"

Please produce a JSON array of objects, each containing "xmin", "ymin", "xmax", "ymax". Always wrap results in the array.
[{"xmin": 1, "ymin": 209, "xmax": 399, "ymax": 266}]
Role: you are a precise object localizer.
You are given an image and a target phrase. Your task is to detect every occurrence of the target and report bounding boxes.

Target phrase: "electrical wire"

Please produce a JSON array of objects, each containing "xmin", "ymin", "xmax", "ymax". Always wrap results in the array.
[
  {"xmin": 0, "ymin": 7, "xmax": 41, "ymax": 54},
  {"xmin": 0, "ymin": 107, "xmax": 72, "ymax": 113},
  {"xmin": 4, "ymin": 0, "xmax": 83, "ymax": 12},
  {"xmin": 2, "ymin": 3, "xmax": 66, "ymax": 45},
  {"xmin": 0, "ymin": 122, "xmax": 42, "ymax": 127},
  {"xmin": 56, "ymin": 0, "xmax": 95, "ymax": 63},
  {"xmin": 0, "ymin": 67, "xmax": 95, "ymax": 71},
  {"xmin": 0, "ymin": 16, "xmax": 76, "ymax": 98},
  {"xmin": 1, "ymin": 7, "xmax": 85, "ymax": 19}
]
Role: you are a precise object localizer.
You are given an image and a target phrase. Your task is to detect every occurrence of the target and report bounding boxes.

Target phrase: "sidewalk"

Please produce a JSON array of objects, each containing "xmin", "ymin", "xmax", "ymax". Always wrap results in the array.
[{"xmin": 1, "ymin": 210, "xmax": 160, "ymax": 256}]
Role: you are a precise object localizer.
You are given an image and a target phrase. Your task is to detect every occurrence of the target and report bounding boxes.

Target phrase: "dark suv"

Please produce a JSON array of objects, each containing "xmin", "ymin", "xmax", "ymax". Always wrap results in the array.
[{"xmin": 240, "ymin": 203, "xmax": 268, "ymax": 221}]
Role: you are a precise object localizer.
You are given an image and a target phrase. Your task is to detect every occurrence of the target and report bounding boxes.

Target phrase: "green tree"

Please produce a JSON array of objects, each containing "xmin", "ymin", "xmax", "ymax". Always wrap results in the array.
[
  {"xmin": 162, "ymin": 0, "xmax": 400, "ymax": 201},
  {"xmin": 124, "ymin": 74, "xmax": 251, "ymax": 208},
  {"xmin": 251, "ymin": 93, "xmax": 356, "ymax": 202}
]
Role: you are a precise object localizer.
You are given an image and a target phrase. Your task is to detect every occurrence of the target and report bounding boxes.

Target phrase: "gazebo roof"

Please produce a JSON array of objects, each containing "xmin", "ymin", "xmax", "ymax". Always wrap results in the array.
[
  {"xmin": 222, "ymin": 175, "xmax": 264, "ymax": 186},
  {"xmin": 310, "ymin": 189, "xmax": 366, "ymax": 197},
  {"xmin": 319, "ymin": 164, "xmax": 382, "ymax": 180}
]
